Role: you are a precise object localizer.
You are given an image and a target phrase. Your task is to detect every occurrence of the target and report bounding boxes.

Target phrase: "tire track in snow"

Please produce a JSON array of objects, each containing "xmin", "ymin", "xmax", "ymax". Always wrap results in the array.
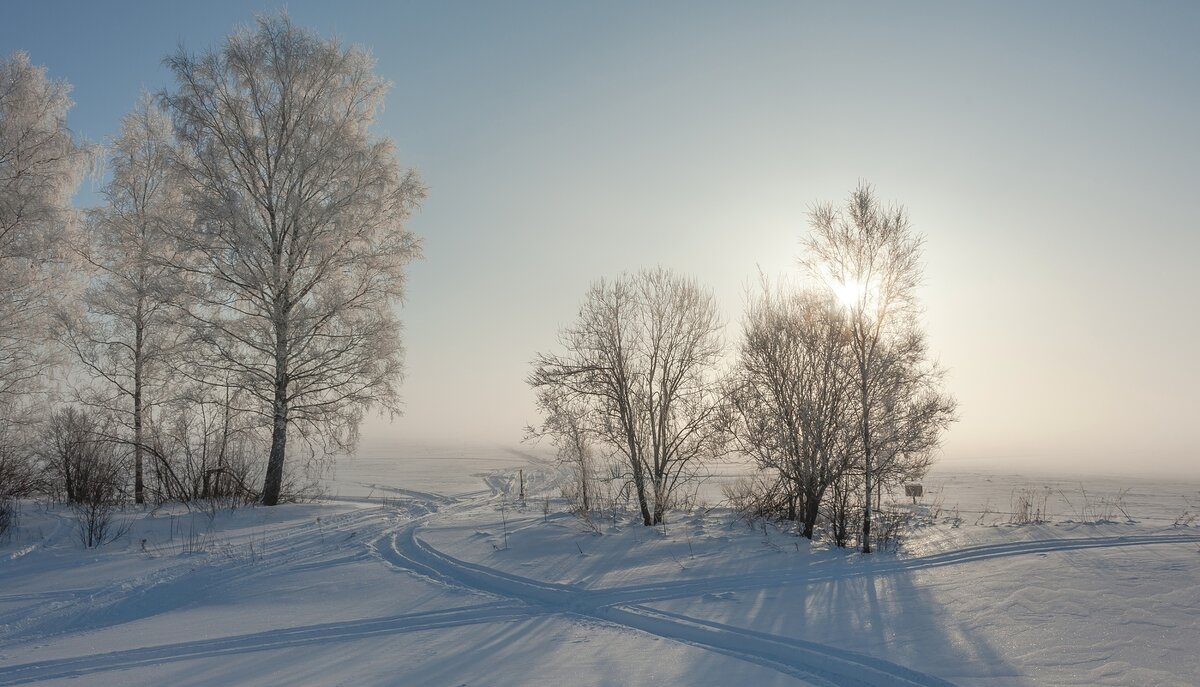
[
  {"xmin": 596, "ymin": 530, "xmax": 1200, "ymax": 605},
  {"xmin": 0, "ymin": 603, "xmax": 534, "ymax": 686},
  {"xmin": 353, "ymin": 483, "xmax": 457, "ymax": 507},
  {"xmin": 6, "ymin": 509, "xmax": 72, "ymax": 562},
  {"xmin": 390, "ymin": 514, "xmax": 1200, "ymax": 686},
  {"xmin": 0, "ymin": 506, "xmax": 390, "ymax": 648},
  {"xmin": 599, "ymin": 605, "xmax": 955, "ymax": 687},
  {"xmin": 394, "ymin": 525, "xmax": 954, "ymax": 687}
]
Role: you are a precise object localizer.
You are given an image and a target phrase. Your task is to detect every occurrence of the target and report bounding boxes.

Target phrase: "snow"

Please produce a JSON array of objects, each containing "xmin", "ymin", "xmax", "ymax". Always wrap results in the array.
[{"xmin": 2, "ymin": 445, "xmax": 1198, "ymax": 686}]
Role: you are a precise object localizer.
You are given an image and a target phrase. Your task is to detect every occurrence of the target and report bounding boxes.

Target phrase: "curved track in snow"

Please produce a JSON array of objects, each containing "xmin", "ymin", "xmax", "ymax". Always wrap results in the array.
[
  {"xmin": 394, "ymin": 523, "xmax": 957, "ymax": 687},
  {"xmin": 599, "ymin": 530, "xmax": 1200, "ymax": 605},
  {"xmin": 5, "ymin": 460, "xmax": 1197, "ymax": 687},
  {"xmin": 379, "ymin": 475, "xmax": 1200, "ymax": 687},
  {"xmin": 0, "ymin": 603, "xmax": 534, "ymax": 686}
]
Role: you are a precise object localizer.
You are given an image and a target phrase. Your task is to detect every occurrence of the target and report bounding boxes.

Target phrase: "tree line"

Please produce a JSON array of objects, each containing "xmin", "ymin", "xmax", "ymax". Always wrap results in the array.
[
  {"xmin": 529, "ymin": 185, "xmax": 956, "ymax": 552},
  {"xmin": 0, "ymin": 14, "xmax": 422, "ymax": 534},
  {"xmin": 1, "ymin": 13, "xmax": 955, "ymax": 555}
]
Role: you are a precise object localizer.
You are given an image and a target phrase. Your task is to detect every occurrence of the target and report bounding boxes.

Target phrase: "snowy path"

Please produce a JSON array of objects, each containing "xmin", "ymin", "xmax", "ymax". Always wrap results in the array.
[
  {"xmin": 597, "ymin": 530, "xmax": 1200, "ymax": 605},
  {"xmin": 0, "ymin": 603, "xmax": 535, "ymax": 686},
  {"xmin": 390, "ymin": 513, "xmax": 1200, "ymax": 687},
  {"xmin": 391, "ymin": 519, "xmax": 954, "ymax": 686},
  {"xmin": 373, "ymin": 470, "xmax": 1200, "ymax": 687},
  {"xmin": 3, "ymin": 459, "xmax": 1197, "ymax": 686}
]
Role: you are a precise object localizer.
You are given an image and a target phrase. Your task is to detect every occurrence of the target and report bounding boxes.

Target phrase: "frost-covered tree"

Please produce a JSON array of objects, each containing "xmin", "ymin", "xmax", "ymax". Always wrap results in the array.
[
  {"xmin": 802, "ymin": 183, "xmax": 955, "ymax": 551},
  {"xmin": 59, "ymin": 95, "xmax": 188, "ymax": 504},
  {"xmin": 146, "ymin": 381, "xmax": 265, "ymax": 504},
  {"xmin": 528, "ymin": 389, "xmax": 595, "ymax": 514},
  {"xmin": 861, "ymin": 324, "xmax": 956, "ymax": 507},
  {"xmin": 162, "ymin": 16, "xmax": 423, "ymax": 505},
  {"xmin": 530, "ymin": 268, "xmax": 725, "ymax": 526},
  {"xmin": 725, "ymin": 283, "xmax": 856, "ymax": 539},
  {"xmin": 0, "ymin": 52, "xmax": 93, "ymax": 419}
]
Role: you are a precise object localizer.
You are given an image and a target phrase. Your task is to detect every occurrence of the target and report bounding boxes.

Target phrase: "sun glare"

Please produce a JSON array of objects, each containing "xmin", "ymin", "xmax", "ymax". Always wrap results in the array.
[{"xmin": 832, "ymin": 278, "xmax": 863, "ymax": 308}]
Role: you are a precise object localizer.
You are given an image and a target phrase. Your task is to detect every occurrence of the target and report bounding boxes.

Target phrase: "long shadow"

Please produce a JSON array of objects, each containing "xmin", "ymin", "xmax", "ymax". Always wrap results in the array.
[
  {"xmin": 399, "ymin": 525, "xmax": 1200, "ymax": 685},
  {"xmin": 1, "ymin": 508, "xmax": 390, "ymax": 649},
  {"xmin": 596, "ymin": 530, "xmax": 1200, "ymax": 605},
  {"xmin": 0, "ymin": 602, "xmax": 533, "ymax": 686},
  {"xmin": 401, "ymin": 526, "xmax": 958, "ymax": 686},
  {"xmin": 11, "ymin": 509, "xmax": 1192, "ymax": 686}
]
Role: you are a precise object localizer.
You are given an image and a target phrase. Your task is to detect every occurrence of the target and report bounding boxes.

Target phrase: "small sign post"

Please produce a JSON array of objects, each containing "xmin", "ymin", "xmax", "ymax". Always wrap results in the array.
[{"xmin": 904, "ymin": 484, "xmax": 923, "ymax": 504}]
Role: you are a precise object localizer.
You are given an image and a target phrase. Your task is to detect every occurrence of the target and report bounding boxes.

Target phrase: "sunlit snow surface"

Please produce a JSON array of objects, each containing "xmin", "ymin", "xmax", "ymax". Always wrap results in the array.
[{"xmin": 1, "ymin": 443, "xmax": 1197, "ymax": 686}]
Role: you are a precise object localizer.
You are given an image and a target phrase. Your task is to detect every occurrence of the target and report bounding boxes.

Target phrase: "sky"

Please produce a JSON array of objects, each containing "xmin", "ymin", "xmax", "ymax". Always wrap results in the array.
[{"xmin": 3, "ymin": 1, "xmax": 1198, "ymax": 475}]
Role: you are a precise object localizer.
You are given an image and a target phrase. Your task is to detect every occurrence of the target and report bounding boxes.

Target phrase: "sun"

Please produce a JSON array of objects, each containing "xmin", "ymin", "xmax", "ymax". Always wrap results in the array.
[{"xmin": 832, "ymin": 277, "xmax": 864, "ymax": 309}]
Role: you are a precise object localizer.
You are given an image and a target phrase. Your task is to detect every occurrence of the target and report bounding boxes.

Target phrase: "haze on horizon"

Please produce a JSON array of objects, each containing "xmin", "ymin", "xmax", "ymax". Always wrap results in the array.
[{"xmin": 4, "ymin": 1, "xmax": 1197, "ymax": 476}]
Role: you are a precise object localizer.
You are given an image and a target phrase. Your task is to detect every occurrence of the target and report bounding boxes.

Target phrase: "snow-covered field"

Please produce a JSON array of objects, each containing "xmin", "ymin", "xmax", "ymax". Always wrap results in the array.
[{"xmin": 2, "ymin": 444, "xmax": 1198, "ymax": 686}]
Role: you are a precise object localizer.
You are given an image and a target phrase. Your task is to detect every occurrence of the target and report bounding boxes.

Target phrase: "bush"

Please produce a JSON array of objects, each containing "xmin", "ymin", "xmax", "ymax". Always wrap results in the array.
[
  {"xmin": 1010, "ymin": 486, "xmax": 1051, "ymax": 525},
  {"xmin": 872, "ymin": 508, "xmax": 910, "ymax": 552},
  {"xmin": 722, "ymin": 474, "xmax": 786, "ymax": 522},
  {"xmin": 70, "ymin": 443, "xmax": 129, "ymax": 547},
  {"xmin": 820, "ymin": 473, "xmax": 863, "ymax": 548},
  {"xmin": 38, "ymin": 407, "xmax": 130, "ymax": 547},
  {"xmin": 0, "ymin": 498, "xmax": 16, "ymax": 543},
  {"xmin": 0, "ymin": 427, "xmax": 40, "ymax": 500}
]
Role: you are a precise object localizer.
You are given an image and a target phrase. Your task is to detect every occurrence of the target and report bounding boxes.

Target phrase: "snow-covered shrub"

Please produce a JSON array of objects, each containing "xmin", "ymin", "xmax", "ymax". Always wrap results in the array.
[
  {"xmin": 722, "ymin": 474, "xmax": 786, "ymax": 523},
  {"xmin": 0, "ymin": 498, "xmax": 15, "ymax": 542},
  {"xmin": 72, "ymin": 468, "xmax": 130, "ymax": 548},
  {"xmin": 820, "ymin": 472, "xmax": 863, "ymax": 548},
  {"xmin": 1059, "ymin": 485, "xmax": 1134, "ymax": 524},
  {"xmin": 0, "ymin": 422, "xmax": 40, "ymax": 500},
  {"xmin": 872, "ymin": 508, "xmax": 909, "ymax": 552},
  {"xmin": 142, "ymin": 388, "xmax": 266, "ymax": 506},
  {"xmin": 39, "ymin": 408, "xmax": 122, "ymax": 505},
  {"xmin": 35, "ymin": 408, "xmax": 129, "ymax": 547},
  {"xmin": 1010, "ymin": 486, "xmax": 1051, "ymax": 525}
]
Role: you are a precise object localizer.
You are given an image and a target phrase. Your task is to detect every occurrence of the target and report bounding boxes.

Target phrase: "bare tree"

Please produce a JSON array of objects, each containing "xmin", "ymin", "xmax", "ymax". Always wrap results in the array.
[
  {"xmin": 0, "ymin": 421, "xmax": 39, "ymax": 540},
  {"xmin": 0, "ymin": 428, "xmax": 38, "ymax": 499},
  {"xmin": 59, "ymin": 95, "xmax": 188, "ymax": 505},
  {"xmin": 802, "ymin": 183, "xmax": 955, "ymax": 552},
  {"xmin": 530, "ymin": 268, "xmax": 725, "ymax": 526},
  {"xmin": 725, "ymin": 282, "xmax": 856, "ymax": 539},
  {"xmin": 41, "ymin": 407, "xmax": 130, "ymax": 547},
  {"xmin": 39, "ymin": 407, "xmax": 122, "ymax": 503},
  {"xmin": 527, "ymin": 389, "xmax": 595, "ymax": 514},
  {"xmin": 162, "ymin": 15, "xmax": 424, "ymax": 505},
  {"xmin": 0, "ymin": 52, "xmax": 94, "ymax": 419},
  {"xmin": 865, "ymin": 325, "xmax": 956, "ymax": 505},
  {"xmin": 143, "ymin": 380, "xmax": 264, "ymax": 504}
]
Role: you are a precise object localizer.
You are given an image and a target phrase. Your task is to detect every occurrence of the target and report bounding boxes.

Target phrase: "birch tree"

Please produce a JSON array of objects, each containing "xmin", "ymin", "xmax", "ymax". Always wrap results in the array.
[
  {"xmin": 162, "ymin": 16, "xmax": 423, "ymax": 505},
  {"xmin": 59, "ymin": 95, "xmax": 187, "ymax": 504},
  {"xmin": 529, "ymin": 268, "xmax": 725, "ymax": 526},
  {"xmin": 802, "ymin": 183, "xmax": 954, "ymax": 551},
  {"xmin": 0, "ymin": 52, "xmax": 93, "ymax": 419},
  {"xmin": 862, "ymin": 325, "xmax": 956, "ymax": 505}
]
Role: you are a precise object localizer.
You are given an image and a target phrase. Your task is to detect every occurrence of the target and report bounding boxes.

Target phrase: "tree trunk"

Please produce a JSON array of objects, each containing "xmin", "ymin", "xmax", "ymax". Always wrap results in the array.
[
  {"xmin": 262, "ymin": 392, "xmax": 288, "ymax": 506},
  {"xmin": 63, "ymin": 452, "xmax": 75, "ymax": 504},
  {"xmin": 630, "ymin": 457, "xmax": 653, "ymax": 526},
  {"xmin": 802, "ymin": 490, "xmax": 821, "ymax": 540},
  {"xmin": 262, "ymin": 308, "xmax": 289, "ymax": 506},
  {"xmin": 216, "ymin": 382, "xmax": 231, "ymax": 499},
  {"xmin": 578, "ymin": 459, "xmax": 590, "ymax": 513},
  {"xmin": 133, "ymin": 318, "xmax": 144, "ymax": 505},
  {"xmin": 860, "ymin": 376, "xmax": 873, "ymax": 553}
]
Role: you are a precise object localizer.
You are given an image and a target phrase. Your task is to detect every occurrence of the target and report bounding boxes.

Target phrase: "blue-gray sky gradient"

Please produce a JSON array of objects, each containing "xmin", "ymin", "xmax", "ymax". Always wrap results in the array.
[{"xmin": 4, "ymin": 1, "xmax": 1197, "ymax": 474}]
